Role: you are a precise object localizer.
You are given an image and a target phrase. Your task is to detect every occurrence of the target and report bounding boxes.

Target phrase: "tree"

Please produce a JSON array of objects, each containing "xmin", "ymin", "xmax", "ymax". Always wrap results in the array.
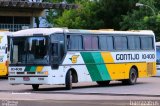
[
  {"xmin": 47, "ymin": 0, "xmax": 105, "ymax": 29},
  {"xmin": 120, "ymin": 0, "xmax": 160, "ymax": 41},
  {"xmin": 46, "ymin": 0, "xmax": 137, "ymax": 29},
  {"xmin": 98, "ymin": 0, "xmax": 138, "ymax": 29}
]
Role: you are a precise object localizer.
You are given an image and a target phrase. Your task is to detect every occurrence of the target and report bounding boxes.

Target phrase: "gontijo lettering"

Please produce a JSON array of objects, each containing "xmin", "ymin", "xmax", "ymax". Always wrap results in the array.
[
  {"xmin": 116, "ymin": 53, "xmax": 155, "ymax": 60},
  {"xmin": 116, "ymin": 54, "xmax": 139, "ymax": 60}
]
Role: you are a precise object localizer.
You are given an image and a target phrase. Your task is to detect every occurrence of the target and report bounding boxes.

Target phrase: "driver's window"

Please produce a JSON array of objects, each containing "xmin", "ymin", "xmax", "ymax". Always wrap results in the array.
[
  {"xmin": 51, "ymin": 34, "xmax": 65, "ymax": 61},
  {"xmin": 52, "ymin": 43, "xmax": 59, "ymax": 56},
  {"xmin": 13, "ymin": 45, "xmax": 18, "ymax": 63}
]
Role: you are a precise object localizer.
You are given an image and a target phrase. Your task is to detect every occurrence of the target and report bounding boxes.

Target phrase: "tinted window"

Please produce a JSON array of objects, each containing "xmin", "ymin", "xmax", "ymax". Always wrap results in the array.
[
  {"xmin": 141, "ymin": 36, "xmax": 153, "ymax": 50},
  {"xmin": 84, "ymin": 36, "xmax": 92, "ymax": 50},
  {"xmin": 99, "ymin": 36, "xmax": 113, "ymax": 50},
  {"xmin": 51, "ymin": 34, "xmax": 65, "ymax": 60},
  {"xmin": 128, "ymin": 36, "xmax": 140, "ymax": 50},
  {"xmin": 51, "ymin": 34, "xmax": 64, "ymax": 43},
  {"xmin": 156, "ymin": 46, "xmax": 160, "ymax": 63},
  {"xmin": 114, "ymin": 36, "xmax": 127, "ymax": 50},
  {"xmin": 83, "ymin": 36, "xmax": 98, "ymax": 50},
  {"xmin": 92, "ymin": 36, "xmax": 98, "ymax": 50},
  {"xmin": 68, "ymin": 35, "xmax": 83, "ymax": 50}
]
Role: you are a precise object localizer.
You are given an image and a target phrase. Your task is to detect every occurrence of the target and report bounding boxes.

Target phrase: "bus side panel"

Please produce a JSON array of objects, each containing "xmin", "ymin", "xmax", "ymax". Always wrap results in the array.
[
  {"xmin": 0, "ymin": 33, "xmax": 8, "ymax": 76},
  {"xmin": 102, "ymin": 51, "xmax": 156, "ymax": 80},
  {"xmin": 104, "ymin": 62, "xmax": 156, "ymax": 80},
  {"xmin": 63, "ymin": 52, "xmax": 111, "ymax": 82},
  {"xmin": 0, "ymin": 63, "xmax": 8, "ymax": 76},
  {"xmin": 63, "ymin": 51, "xmax": 156, "ymax": 83},
  {"xmin": 124, "ymin": 63, "xmax": 147, "ymax": 78},
  {"xmin": 81, "ymin": 52, "xmax": 111, "ymax": 81}
]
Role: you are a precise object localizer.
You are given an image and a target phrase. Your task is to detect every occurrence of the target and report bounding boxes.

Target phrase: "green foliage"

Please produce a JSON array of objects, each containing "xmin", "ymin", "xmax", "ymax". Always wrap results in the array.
[
  {"xmin": 120, "ymin": 0, "xmax": 160, "ymax": 41},
  {"xmin": 46, "ymin": 0, "xmax": 136, "ymax": 29},
  {"xmin": 97, "ymin": 0, "xmax": 138, "ymax": 29},
  {"xmin": 48, "ymin": 0, "xmax": 104, "ymax": 29},
  {"xmin": 44, "ymin": 0, "xmax": 160, "ymax": 41}
]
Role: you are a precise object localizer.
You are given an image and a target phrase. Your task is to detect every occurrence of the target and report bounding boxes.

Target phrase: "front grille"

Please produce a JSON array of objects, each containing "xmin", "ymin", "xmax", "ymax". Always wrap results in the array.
[
  {"xmin": 17, "ymin": 72, "xmax": 35, "ymax": 74},
  {"xmin": 27, "ymin": 72, "xmax": 35, "ymax": 74},
  {"xmin": 17, "ymin": 72, "xmax": 24, "ymax": 74}
]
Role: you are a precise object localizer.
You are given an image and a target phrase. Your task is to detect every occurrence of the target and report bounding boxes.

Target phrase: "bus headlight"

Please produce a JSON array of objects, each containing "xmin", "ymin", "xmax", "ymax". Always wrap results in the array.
[
  {"xmin": 44, "ymin": 71, "xmax": 48, "ymax": 75},
  {"xmin": 37, "ymin": 71, "xmax": 48, "ymax": 75}
]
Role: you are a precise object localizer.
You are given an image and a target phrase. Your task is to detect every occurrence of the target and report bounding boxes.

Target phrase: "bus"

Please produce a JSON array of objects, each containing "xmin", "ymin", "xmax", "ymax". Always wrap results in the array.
[
  {"xmin": 8, "ymin": 28, "xmax": 156, "ymax": 90},
  {"xmin": 0, "ymin": 31, "xmax": 10, "ymax": 77},
  {"xmin": 156, "ymin": 42, "xmax": 160, "ymax": 76}
]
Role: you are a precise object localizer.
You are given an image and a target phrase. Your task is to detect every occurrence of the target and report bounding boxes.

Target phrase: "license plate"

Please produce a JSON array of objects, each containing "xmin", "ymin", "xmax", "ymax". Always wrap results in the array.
[{"xmin": 23, "ymin": 77, "xmax": 30, "ymax": 81}]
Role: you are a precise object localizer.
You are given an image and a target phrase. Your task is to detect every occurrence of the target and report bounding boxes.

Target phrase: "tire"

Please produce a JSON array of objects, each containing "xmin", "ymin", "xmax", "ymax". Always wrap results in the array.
[
  {"xmin": 96, "ymin": 81, "xmax": 110, "ymax": 86},
  {"xmin": 65, "ymin": 70, "xmax": 72, "ymax": 90},
  {"xmin": 123, "ymin": 68, "xmax": 137, "ymax": 85},
  {"xmin": 32, "ymin": 84, "xmax": 39, "ymax": 91}
]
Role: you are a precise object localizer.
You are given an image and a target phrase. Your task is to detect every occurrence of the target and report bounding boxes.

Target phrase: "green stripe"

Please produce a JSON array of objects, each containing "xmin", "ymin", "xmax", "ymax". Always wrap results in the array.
[
  {"xmin": 81, "ymin": 52, "xmax": 103, "ymax": 81},
  {"xmin": 24, "ymin": 66, "xmax": 31, "ymax": 72},
  {"xmin": 92, "ymin": 53, "xmax": 111, "ymax": 80},
  {"xmin": 24, "ymin": 66, "xmax": 36, "ymax": 72},
  {"xmin": 30, "ymin": 66, "xmax": 36, "ymax": 72}
]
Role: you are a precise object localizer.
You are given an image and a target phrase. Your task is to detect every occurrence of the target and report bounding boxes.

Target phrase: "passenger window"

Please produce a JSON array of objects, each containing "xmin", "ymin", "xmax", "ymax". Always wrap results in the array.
[
  {"xmin": 99, "ymin": 36, "xmax": 113, "ymax": 50},
  {"xmin": 128, "ymin": 36, "xmax": 140, "ymax": 50},
  {"xmin": 67, "ymin": 35, "xmax": 83, "ymax": 50},
  {"xmin": 114, "ymin": 36, "xmax": 127, "ymax": 50},
  {"xmin": 141, "ymin": 36, "xmax": 153, "ymax": 50},
  {"xmin": 83, "ymin": 36, "xmax": 98, "ymax": 50}
]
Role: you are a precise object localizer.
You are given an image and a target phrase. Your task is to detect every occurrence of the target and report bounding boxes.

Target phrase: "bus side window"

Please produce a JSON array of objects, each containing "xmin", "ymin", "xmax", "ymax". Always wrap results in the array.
[
  {"xmin": 114, "ymin": 36, "xmax": 127, "ymax": 50},
  {"xmin": 128, "ymin": 36, "xmax": 140, "ymax": 50},
  {"xmin": 140, "ymin": 36, "xmax": 154, "ymax": 50},
  {"xmin": 83, "ymin": 35, "xmax": 98, "ymax": 50},
  {"xmin": 99, "ymin": 36, "xmax": 114, "ymax": 51},
  {"xmin": 67, "ymin": 35, "xmax": 83, "ymax": 50}
]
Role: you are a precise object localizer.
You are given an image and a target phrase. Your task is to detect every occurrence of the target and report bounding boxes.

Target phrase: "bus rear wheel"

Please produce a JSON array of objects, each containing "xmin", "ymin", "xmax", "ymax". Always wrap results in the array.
[
  {"xmin": 65, "ymin": 70, "xmax": 72, "ymax": 90},
  {"xmin": 122, "ymin": 68, "xmax": 137, "ymax": 85},
  {"xmin": 32, "ymin": 84, "xmax": 39, "ymax": 91},
  {"xmin": 96, "ymin": 81, "xmax": 110, "ymax": 86}
]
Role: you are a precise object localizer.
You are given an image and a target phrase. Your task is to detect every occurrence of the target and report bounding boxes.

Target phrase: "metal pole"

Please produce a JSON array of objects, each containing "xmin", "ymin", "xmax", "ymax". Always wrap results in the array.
[{"xmin": 136, "ymin": 3, "xmax": 156, "ymax": 16}]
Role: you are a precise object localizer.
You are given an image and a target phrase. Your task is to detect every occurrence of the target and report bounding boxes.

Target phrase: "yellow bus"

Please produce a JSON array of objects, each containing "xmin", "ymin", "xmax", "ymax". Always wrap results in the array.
[
  {"xmin": 8, "ymin": 28, "xmax": 156, "ymax": 90},
  {"xmin": 0, "ymin": 31, "xmax": 10, "ymax": 77}
]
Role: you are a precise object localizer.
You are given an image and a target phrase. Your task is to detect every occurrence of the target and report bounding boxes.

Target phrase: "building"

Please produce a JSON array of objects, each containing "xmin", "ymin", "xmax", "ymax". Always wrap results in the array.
[{"xmin": 0, "ymin": 0, "xmax": 77, "ymax": 31}]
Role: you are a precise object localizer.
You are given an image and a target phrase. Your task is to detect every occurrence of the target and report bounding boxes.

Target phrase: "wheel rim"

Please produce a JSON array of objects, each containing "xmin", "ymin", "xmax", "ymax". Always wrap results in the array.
[{"xmin": 131, "ymin": 72, "xmax": 136, "ymax": 82}]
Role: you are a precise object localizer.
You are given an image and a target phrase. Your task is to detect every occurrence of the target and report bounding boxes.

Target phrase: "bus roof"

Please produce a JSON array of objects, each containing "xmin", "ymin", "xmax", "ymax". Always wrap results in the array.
[
  {"xmin": 156, "ymin": 42, "xmax": 160, "ymax": 46},
  {"xmin": 12, "ymin": 28, "xmax": 155, "ymax": 36},
  {"xmin": 0, "ymin": 31, "xmax": 12, "ymax": 36}
]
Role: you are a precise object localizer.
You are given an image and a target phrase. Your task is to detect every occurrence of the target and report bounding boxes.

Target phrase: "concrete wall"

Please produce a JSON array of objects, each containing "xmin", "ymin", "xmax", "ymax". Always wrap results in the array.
[{"xmin": 0, "ymin": 8, "xmax": 45, "ymax": 17}]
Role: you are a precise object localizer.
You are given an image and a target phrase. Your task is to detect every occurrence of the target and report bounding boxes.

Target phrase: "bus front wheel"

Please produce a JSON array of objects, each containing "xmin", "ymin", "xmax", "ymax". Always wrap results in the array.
[
  {"xmin": 32, "ymin": 84, "xmax": 39, "ymax": 91},
  {"xmin": 65, "ymin": 70, "xmax": 72, "ymax": 90}
]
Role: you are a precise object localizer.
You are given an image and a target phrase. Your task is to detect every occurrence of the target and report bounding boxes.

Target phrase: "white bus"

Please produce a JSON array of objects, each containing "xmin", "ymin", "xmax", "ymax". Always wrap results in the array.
[
  {"xmin": 0, "ymin": 31, "xmax": 10, "ymax": 77},
  {"xmin": 8, "ymin": 28, "xmax": 156, "ymax": 90},
  {"xmin": 156, "ymin": 42, "xmax": 160, "ymax": 76}
]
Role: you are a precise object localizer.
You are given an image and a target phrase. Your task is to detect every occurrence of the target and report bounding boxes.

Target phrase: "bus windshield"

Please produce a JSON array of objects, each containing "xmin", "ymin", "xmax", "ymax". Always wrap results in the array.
[
  {"xmin": 10, "ymin": 36, "xmax": 49, "ymax": 65},
  {"xmin": 156, "ymin": 46, "xmax": 160, "ymax": 63}
]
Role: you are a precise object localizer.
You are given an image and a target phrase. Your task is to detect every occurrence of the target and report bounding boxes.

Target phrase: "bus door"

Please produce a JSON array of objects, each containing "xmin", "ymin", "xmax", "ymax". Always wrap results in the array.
[{"xmin": 51, "ymin": 34, "xmax": 64, "ymax": 69}]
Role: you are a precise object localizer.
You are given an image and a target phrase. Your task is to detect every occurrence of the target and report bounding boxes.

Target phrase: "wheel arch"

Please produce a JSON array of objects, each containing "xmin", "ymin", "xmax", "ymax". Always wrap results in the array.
[{"xmin": 66, "ymin": 68, "xmax": 78, "ymax": 83}]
